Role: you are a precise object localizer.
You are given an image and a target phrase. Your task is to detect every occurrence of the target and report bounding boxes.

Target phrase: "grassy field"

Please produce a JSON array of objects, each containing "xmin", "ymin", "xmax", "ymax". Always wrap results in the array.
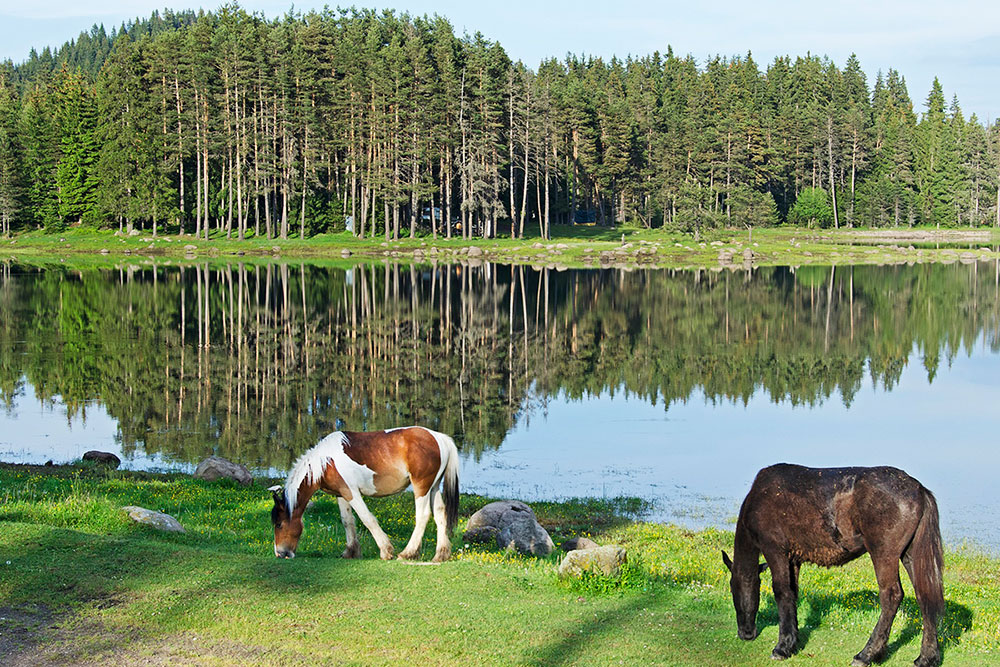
[
  {"xmin": 5, "ymin": 224, "xmax": 1000, "ymax": 270},
  {"xmin": 1, "ymin": 463, "xmax": 998, "ymax": 665}
]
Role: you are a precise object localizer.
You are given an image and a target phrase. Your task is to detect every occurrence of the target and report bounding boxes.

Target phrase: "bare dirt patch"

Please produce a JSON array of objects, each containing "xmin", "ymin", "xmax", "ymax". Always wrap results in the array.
[{"xmin": 0, "ymin": 601, "xmax": 277, "ymax": 666}]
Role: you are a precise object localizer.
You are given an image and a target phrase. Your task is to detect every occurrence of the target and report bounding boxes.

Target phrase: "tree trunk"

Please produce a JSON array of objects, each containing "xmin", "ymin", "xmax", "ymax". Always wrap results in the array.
[{"xmin": 827, "ymin": 116, "xmax": 840, "ymax": 229}]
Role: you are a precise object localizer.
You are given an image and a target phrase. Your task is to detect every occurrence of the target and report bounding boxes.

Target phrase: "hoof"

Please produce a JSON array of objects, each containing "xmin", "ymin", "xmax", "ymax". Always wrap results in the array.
[
  {"xmin": 913, "ymin": 657, "xmax": 939, "ymax": 667},
  {"xmin": 398, "ymin": 549, "xmax": 419, "ymax": 561},
  {"xmin": 379, "ymin": 546, "xmax": 396, "ymax": 561},
  {"xmin": 432, "ymin": 547, "xmax": 451, "ymax": 563},
  {"xmin": 851, "ymin": 657, "xmax": 870, "ymax": 667},
  {"xmin": 341, "ymin": 544, "xmax": 361, "ymax": 559},
  {"xmin": 771, "ymin": 644, "xmax": 794, "ymax": 661}
]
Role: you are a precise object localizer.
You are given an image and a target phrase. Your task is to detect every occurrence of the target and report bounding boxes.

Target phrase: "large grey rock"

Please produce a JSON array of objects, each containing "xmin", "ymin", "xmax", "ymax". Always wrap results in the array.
[
  {"xmin": 464, "ymin": 500, "xmax": 554, "ymax": 557},
  {"xmin": 193, "ymin": 456, "xmax": 252, "ymax": 486},
  {"xmin": 123, "ymin": 506, "xmax": 185, "ymax": 533},
  {"xmin": 82, "ymin": 450, "xmax": 120, "ymax": 468},
  {"xmin": 558, "ymin": 545, "xmax": 627, "ymax": 579},
  {"xmin": 561, "ymin": 536, "xmax": 599, "ymax": 552}
]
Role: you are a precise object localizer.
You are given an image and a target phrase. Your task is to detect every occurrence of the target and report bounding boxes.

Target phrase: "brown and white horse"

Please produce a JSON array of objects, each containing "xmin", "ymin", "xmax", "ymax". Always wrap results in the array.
[{"xmin": 269, "ymin": 426, "xmax": 460, "ymax": 561}]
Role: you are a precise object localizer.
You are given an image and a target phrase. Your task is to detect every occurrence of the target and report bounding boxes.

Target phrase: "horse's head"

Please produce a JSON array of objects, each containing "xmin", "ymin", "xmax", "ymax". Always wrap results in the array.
[
  {"xmin": 722, "ymin": 550, "xmax": 768, "ymax": 640},
  {"xmin": 269, "ymin": 485, "xmax": 302, "ymax": 558}
]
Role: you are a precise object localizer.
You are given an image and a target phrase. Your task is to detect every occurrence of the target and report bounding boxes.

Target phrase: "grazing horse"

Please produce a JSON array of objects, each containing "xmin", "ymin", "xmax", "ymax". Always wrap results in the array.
[
  {"xmin": 269, "ymin": 427, "xmax": 459, "ymax": 562},
  {"xmin": 722, "ymin": 464, "xmax": 943, "ymax": 667}
]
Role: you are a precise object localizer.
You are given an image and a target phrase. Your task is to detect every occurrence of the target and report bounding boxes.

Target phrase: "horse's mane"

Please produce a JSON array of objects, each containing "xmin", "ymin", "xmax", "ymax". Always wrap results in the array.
[{"xmin": 285, "ymin": 431, "xmax": 350, "ymax": 514}]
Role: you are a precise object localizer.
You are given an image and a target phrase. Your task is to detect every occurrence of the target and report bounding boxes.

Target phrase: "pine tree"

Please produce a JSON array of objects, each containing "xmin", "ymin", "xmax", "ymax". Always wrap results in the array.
[
  {"xmin": 53, "ymin": 66, "xmax": 99, "ymax": 227},
  {"xmin": 0, "ymin": 69, "xmax": 23, "ymax": 236}
]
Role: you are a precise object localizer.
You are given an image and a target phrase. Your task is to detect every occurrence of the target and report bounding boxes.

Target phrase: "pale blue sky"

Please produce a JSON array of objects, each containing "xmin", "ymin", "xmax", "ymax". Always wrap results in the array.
[{"xmin": 2, "ymin": 1, "xmax": 1000, "ymax": 121}]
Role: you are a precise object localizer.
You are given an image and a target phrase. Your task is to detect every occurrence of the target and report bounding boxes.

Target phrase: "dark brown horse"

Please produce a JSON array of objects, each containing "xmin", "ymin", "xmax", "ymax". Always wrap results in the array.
[
  {"xmin": 269, "ymin": 427, "xmax": 459, "ymax": 561},
  {"xmin": 722, "ymin": 464, "xmax": 944, "ymax": 667}
]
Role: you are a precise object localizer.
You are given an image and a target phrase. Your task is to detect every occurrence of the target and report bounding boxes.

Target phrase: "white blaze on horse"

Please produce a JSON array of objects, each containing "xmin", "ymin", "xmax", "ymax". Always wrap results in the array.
[{"xmin": 269, "ymin": 426, "xmax": 460, "ymax": 561}]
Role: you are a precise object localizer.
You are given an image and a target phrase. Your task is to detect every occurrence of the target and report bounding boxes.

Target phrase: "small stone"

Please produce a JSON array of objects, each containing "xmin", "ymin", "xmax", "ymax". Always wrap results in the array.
[
  {"xmin": 194, "ymin": 456, "xmax": 252, "ymax": 486},
  {"xmin": 184, "ymin": 245, "xmax": 197, "ymax": 252},
  {"xmin": 341, "ymin": 249, "xmax": 352, "ymax": 257},
  {"xmin": 83, "ymin": 451, "xmax": 121, "ymax": 468},
  {"xmin": 99, "ymin": 248, "xmax": 110, "ymax": 255},
  {"xmin": 467, "ymin": 246, "xmax": 484, "ymax": 257},
  {"xmin": 123, "ymin": 506, "xmax": 185, "ymax": 533},
  {"xmin": 561, "ymin": 536, "xmax": 599, "ymax": 552},
  {"xmin": 558, "ymin": 545, "xmax": 628, "ymax": 579}
]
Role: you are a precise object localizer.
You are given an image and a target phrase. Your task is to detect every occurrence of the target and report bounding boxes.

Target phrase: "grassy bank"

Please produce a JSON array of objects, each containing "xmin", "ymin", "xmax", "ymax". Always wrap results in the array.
[
  {"xmin": 5, "ymin": 225, "xmax": 1000, "ymax": 270},
  {"xmin": 0, "ymin": 463, "xmax": 998, "ymax": 665}
]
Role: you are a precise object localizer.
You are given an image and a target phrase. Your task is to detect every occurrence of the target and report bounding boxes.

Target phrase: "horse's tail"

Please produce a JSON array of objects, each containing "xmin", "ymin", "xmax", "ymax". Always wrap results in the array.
[
  {"xmin": 906, "ymin": 487, "xmax": 945, "ymax": 620},
  {"xmin": 441, "ymin": 434, "xmax": 460, "ymax": 534},
  {"xmin": 428, "ymin": 429, "xmax": 460, "ymax": 534}
]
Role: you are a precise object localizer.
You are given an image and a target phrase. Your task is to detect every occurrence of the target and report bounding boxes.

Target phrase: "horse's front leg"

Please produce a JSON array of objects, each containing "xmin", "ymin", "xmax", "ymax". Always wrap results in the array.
[
  {"xmin": 337, "ymin": 497, "xmax": 361, "ymax": 559},
  {"xmin": 347, "ymin": 493, "xmax": 395, "ymax": 560},
  {"xmin": 767, "ymin": 555, "xmax": 799, "ymax": 660},
  {"xmin": 851, "ymin": 552, "xmax": 904, "ymax": 667},
  {"xmin": 398, "ymin": 491, "xmax": 432, "ymax": 560}
]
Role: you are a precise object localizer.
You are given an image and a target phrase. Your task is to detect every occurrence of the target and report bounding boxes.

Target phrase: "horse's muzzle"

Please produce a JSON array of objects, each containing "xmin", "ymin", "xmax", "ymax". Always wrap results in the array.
[
  {"xmin": 274, "ymin": 546, "xmax": 296, "ymax": 559},
  {"xmin": 738, "ymin": 627, "xmax": 758, "ymax": 641}
]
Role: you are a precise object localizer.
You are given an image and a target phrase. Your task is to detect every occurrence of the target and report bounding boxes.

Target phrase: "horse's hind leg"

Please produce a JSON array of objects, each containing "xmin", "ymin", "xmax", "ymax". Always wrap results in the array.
[
  {"xmin": 338, "ymin": 497, "xmax": 361, "ymax": 559},
  {"xmin": 902, "ymin": 555, "xmax": 942, "ymax": 667},
  {"xmin": 347, "ymin": 494, "xmax": 395, "ymax": 560},
  {"xmin": 399, "ymin": 491, "xmax": 433, "ymax": 560},
  {"xmin": 852, "ymin": 552, "xmax": 904, "ymax": 667},
  {"xmin": 431, "ymin": 489, "xmax": 452, "ymax": 562}
]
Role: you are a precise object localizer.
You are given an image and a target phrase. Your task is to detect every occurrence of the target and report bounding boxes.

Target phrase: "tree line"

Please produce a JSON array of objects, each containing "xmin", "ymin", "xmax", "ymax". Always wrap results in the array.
[{"xmin": 1, "ymin": 4, "xmax": 999, "ymax": 241}]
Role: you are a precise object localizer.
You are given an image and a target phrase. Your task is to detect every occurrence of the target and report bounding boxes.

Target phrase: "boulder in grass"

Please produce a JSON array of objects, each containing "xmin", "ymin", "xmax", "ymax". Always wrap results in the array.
[
  {"xmin": 193, "ymin": 456, "xmax": 252, "ymax": 486},
  {"xmin": 123, "ymin": 506, "xmax": 185, "ymax": 533},
  {"xmin": 463, "ymin": 500, "xmax": 554, "ymax": 557},
  {"xmin": 558, "ymin": 545, "xmax": 628, "ymax": 579},
  {"xmin": 561, "ymin": 536, "xmax": 599, "ymax": 552},
  {"xmin": 83, "ymin": 451, "xmax": 121, "ymax": 468}
]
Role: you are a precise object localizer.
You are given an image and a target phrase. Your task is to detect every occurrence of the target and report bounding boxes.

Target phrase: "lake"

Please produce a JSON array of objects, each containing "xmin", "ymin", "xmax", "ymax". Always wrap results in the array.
[{"xmin": 2, "ymin": 259, "xmax": 999, "ymax": 551}]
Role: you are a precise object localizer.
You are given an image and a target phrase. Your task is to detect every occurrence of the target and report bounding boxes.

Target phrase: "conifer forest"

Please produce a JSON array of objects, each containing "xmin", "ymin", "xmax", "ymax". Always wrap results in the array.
[{"xmin": 1, "ymin": 5, "xmax": 999, "ymax": 241}]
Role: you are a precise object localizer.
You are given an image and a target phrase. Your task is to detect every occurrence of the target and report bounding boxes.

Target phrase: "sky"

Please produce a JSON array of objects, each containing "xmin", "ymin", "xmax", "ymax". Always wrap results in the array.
[{"xmin": 2, "ymin": 0, "xmax": 1000, "ymax": 122}]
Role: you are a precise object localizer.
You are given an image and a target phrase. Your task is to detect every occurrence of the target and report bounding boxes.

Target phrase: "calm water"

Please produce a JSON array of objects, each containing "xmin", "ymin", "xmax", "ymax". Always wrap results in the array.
[{"xmin": 2, "ymin": 260, "xmax": 1000, "ymax": 550}]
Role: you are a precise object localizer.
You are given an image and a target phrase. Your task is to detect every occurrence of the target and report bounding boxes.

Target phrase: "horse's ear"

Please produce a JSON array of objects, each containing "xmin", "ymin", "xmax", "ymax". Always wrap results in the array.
[
  {"xmin": 267, "ymin": 485, "xmax": 285, "ymax": 503},
  {"xmin": 759, "ymin": 561, "xmax": 769, "ymax": 574},
  {"xmin": 721, "ymin": 550, "xmax": 733, "ymax": 572}
]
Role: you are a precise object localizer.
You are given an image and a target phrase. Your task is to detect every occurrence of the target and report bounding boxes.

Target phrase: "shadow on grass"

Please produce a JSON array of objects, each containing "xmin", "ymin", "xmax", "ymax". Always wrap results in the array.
[
  {"xmin": 521, "ymin": 592, "xmax": 657, "ymax": 666},
  {"xmin": 755, "ymin": 589, "xmax": 972, "ymax": 662},
  {"xmin": 0, "ymin": 521, "xmax": 374, "ymax": 664}
]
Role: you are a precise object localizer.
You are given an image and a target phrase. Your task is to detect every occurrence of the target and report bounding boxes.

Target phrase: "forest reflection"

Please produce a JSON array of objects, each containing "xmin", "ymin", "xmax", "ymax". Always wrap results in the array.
[{"xmin": 1, "ymin": 260, "xmax": 998, "ymax": 470}]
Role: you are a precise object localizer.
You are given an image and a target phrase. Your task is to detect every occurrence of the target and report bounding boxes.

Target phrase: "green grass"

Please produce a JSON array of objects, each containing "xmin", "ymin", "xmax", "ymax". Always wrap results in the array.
[
  {"xmin": 6, "ymin": 224, "xmax": 1000, "ymax": 271},
  {"xmin": 1, "ymin": 463, "xmax": 998, "ymax": 665}
]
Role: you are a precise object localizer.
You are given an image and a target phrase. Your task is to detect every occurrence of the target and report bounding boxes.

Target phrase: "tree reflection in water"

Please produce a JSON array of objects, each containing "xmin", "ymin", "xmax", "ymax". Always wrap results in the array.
[{"xmin": 1, "ymin": 259, "xmax": 998, "ymax": 470}]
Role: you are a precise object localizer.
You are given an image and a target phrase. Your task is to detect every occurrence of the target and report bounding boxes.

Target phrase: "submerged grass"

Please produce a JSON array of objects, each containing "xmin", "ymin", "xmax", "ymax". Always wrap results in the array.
[{"xmin": 0, "ymin": 462, "xmax": 998, "ymax": 665}]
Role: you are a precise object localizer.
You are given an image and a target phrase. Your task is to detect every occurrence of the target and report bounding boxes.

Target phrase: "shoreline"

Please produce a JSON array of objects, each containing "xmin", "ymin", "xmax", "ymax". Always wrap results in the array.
[
  {"xmin": 6, "ymin": 460, "xmax": 997, "ymax": 559},
  {"xmin": 5, "ymin": 226, "xmax": 1000, "ymax": 270}
]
